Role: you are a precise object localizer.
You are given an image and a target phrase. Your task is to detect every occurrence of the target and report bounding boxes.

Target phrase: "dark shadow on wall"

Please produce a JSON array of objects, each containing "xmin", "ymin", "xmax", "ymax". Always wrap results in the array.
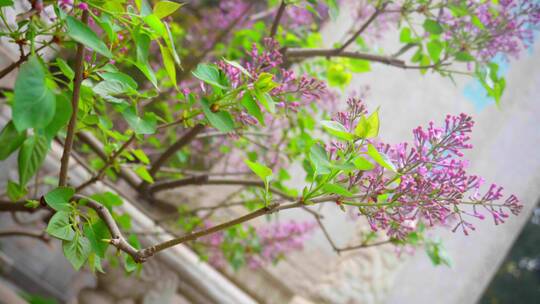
[{"xmin": 480, "ymin": 201, "xmax": 540, "ymax": 304}]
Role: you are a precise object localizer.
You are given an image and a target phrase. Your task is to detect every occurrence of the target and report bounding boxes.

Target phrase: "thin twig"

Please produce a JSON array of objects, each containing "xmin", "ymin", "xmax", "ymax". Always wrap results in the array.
[
  {"xmin": 285, "ymin": 48, "xmax": 406, "ymax": 67},
  {"xmin": 58, "ymin": 10, "xmax": 89, "ymax": 187},
  {"xmin": 76, "ymin": 134, "xmax": 136, "ymax": 192},
  {"xmin": 337, "ymin": 1, "xmax": 389, "ymax": 53},
  {"xmin": 0, "ymin": 228, "xmax": 49, "ymax": 242},
  {"xmin": 148, "ymin": 176, "xmax": 295, "ymax": 200},
  {"xmin": 337, "ymin": 240, "xmax": 392, "ymax": 252},
  {"xmin": 148, "ymin": 124, "xmax": 205, "ymax": 179},
  {"xmin": 269, "ymin": 1, "xmax": 287, "ymax": 38},
  {"xmin": 0, "ymin": 39, "xmax": 54, "ymax": 80}
]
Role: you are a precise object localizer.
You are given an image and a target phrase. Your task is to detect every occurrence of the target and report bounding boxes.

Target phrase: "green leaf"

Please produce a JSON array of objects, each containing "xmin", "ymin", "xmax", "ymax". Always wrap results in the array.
[
  {"xmin": 200, "ymin": 98, "xmax": 235, "ymax": 132},
  {"xmin": 143, "ymin": 14, "xmax": 166, "ymax": 37},
  {"xmin": 348, "ymin": 59, "xmax": 371, "ymax": 73},
  {"xmin": 94, "ymin": 80, "xmax": 131, "ymax": 101},
  {"xmin": 7, "ymin": 180, "xmax": 27, "ymax": 201},
  {"xmin": 43, "ymin": 94, "xmax": 72, "ymax": 140},
  {"xmin": 322, "ymin": 183, "xmax": 353, "ymax": 197},
  {"xmin": 13, "ymin": 56, "xmax": 56, "ymax": 132},
  {"xmin": 327, "ymin": 63, "xmax": 352, "ymax": 88},
  {"xmin": 66, "ymin": 16, "xmax": 112, "ymax": 58},
  {"xmin": 309, "ymin": 144, "xmax": 331, "ymax": 175},
  {"xmin": 90, "ymin": 192, "xmax": 123, "ymax": 211},
  {"xmin": 241, "ymin": 93, "xmax": 264, "ymax": 125},
  {"xmin": 63, "ymin": 234, "xmax": 91, "ymax": 270},
  {"xmin": 223, "ymin": 58, "xmax": 252, "ymax": 78},
  {"xmin": 427, "ymin": 40, "xmax": 443, "ymax": 62},
  {"xmin": 44, "ymin": 187, "xmax": 74, "ymax": 212},
  {"xmin": 425, "ymin": 238, "xmax": 452, "ymax": 267},
  {"xmin": 122, "ymin": 106, "xmax": 157, "ymax": 135},
  {"xmin": 159, "ymin": 43, "xmax": 176, "ymax": 86},
  {"xmin": 56, "ymin": 58, "xmax": 74, "ymax": 80},
  {"xmin": 423, "ymin": 19, "xmax": 443, "ymax": 35},
  {"xmin": 99, "ymin": 72, "xmax": 138, "ymax": 90},
  {"xmin": 192, "ymin": 64, "xmax": 227, "ymax": 89},
  {"xmin": 0, "ymin": 0, "xmax": 13, "ymax": 7},
  {"xmin": 321, "ymin": 120, "xmax": 354, "ymax": 141},
  {"xmin": 124, "ymin": 234, "xmax": 142, "ymax": 272},
  {"xmin": 252, "ymin": 89, "xmax": 275, "ymax": 113},
  {"xmin": 46, "ymin": 211, "xmax": 75, "ymax": 241},
  {"xmin": 132, "ymin": 149, "xmax": 150, "ymax": 165},
  {"xmin": 399, "ymin": 27, "xmax": 412, "ymax": 43},
  {"xmin": 153, "ymin": 1, "xmax": 183, "ymax": 19},
  {"xmin": 244, "ymin": 159, "xmax": 273, "ymax": 183},
  {"xmin": 134, "ymin": 165, "xmax": 154, "ymax": 183},
  {"xmin": 366, "ymin": 144, "xmax": 396, "ymax": 172},
  {"xmin": 352, "ymin": 156, "xmax": 375, "ymax": 171},
  {"xmin": 354, "ymin": 110, "xmax": 380, "ymax": 139},
  {"xmin": 133, "ymin": 31, "xmax": 158, "ymax": 89},
  {"xmin": 471, "ymin": 15, "xmax": 485, "ymax": 30},
  {"xmin": 455, "ymin": 51, "xmax": 475, "ymax": 62},
  {"xmin": 18, "ymin": 135, "xmax": 48, "ymax": 186},
  {"xmin": 83, "ymin": 219, "xmax": 110, "ymax": 259},
  {"xmin": 0, "ymin": 121, "xmax": 26, "ymax": 160}
]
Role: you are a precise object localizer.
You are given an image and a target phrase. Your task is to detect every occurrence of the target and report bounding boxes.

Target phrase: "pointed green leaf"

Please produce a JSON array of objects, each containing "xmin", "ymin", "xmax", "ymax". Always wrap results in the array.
[
  {"xmin": 366, "ymin": 144, "xmax": 396, "ymax": 172},
  {"xmin": 322, "ymin": 183, "xmax": 353, "ymax": 197},
  {"xmin": 244, "ymin": 159, "xmax": 273, "ymax": 183},
  {"xmin": 353, "ymin": 156, "xmax": 375, "ymax": 171},
  {"xmin": 63, "ymin": 234, "xmax": 91, "ymax": 270},
  {"xmin": 13, "ymin": 56, "xmax": 56, "ymax": 132},
  {"xmin": 43, "ymin": 94, "xmax": 72, "ymax": 140},
  {"xmin": 44, "ymin": 187, "xmax": 74, "ymax": 212},
  {"xmin": 423, "ymin": 19, "xmax": 443, "ymax": 35},
  {"xmin": 354, "ymin": 110, "xmax": 380, "ymax": 139},
  {"xmin": 122, "ymin": 106, "xmax": 157, "ymax": 135},
  {"xmin": 83, "ymin": 219, "xmax": 110, "ymax": 259},
  {"xmin": 321, "ymin": 120, "xmax": 354, "ymax": 141},
  {"xmin": 0, "ymin": 121, "xmax": 26, "ymax": 160},
  {"xmin": 241, "ymin": 93, "xmax": 264, "ymax": 125},
  {"xmin": 310, "ymin": 144, "xmax": 331, "ymax": 175},
  {"xmin": 200, "ymin": 98, "xmax": 235, "ymax": 132},
  {"xmin": 66, "ymin": 16, "xmax": 112, "ymax": 58},
  {"xmin": 153, "ymin": 0, "xmax": 183, "ymax": 19},
  {"xmin": 46, "ymin": 211, "xmax": 75, "ymax": 241},
  {"xmin": 192, "ymin": 64, "xmax": 227, "ymax": 89},
  {"xmin": 18, "ymin": 135, "xmax": 48, "ymax": 186}
]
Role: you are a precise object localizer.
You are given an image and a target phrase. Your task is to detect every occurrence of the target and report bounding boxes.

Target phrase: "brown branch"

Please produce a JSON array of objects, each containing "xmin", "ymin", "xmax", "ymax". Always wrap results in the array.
[
  {"xmin": 285, "ymin": 48, "xmax": 406, "ymax": 67},
  {"xmin": 0, "ymin": 39, "xmax": 54, "ymax": 80},
  {"xmin": 147, "ymin": 124, "xmax": 205, "ymax": 179},
  {"xmin": 148, "ymin": 202, "xmax": 281, "ymax": 254},
  {"xmin": 76, "ymin": 134, "xmax": 136, "ymax": 192},
  {"xmin": 0, "ymin": 228, "xmax": 49, "ymax": 242},
  {"xmin": 147, "ymin": 177, "xmax": 295, "ymax": 200},
  {"xmin": 314, "ymin": 214, "xmax": 341, "ymax": 253},
  {"xmin": 77, "ymin": 131, "xmax": 141, "ymax": 188},
  {"xmin": 337, "ymin": 240, "xmax": 392, "ymax": 253},
  {"xmin": 74, "ymin": 194, "xmax": 154, "ymax": 263},
  {"xmin": 337, "ymin": 1, "xmax": 389, "ymax": 53},
  {"xmin": 58, "ymin": 10, "xmax": 89, "ymax": 187},
  {"xmin": 0, "ymin": 201, "xmax": 38, "ymax": 212},
  {"xmin": 178, "ymin": 2, "xmax": 254, "ymax": 82},
  {"xmin": 269, "ymin": 1, "xmax": 287, "ymax": 38}
]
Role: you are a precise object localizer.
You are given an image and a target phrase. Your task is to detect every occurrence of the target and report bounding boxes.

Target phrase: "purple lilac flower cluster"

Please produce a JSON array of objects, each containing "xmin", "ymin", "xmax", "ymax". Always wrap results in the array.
[
  {"xmin": 331, "ymin": 99, "xmax": 522, "ymax": 239},
  {"xmin": 218, "ymin": 38, "xmax": 329, "ymax": 118},
  {"xmin": 438, "ymin": 0, "xmax": 540, "ymax": 61},
  {"xmin": 200, "ymin": 220, "xmax": 317, "ymax": 269}
]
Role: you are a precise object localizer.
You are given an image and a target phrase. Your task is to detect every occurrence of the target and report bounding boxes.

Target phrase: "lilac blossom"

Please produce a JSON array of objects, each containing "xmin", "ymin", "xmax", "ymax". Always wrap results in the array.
[
  {"xmin": 200, "ymin": 220, "xmax": 317, "ymax": 269},
  {"xmin": 330, "ymin": 101, "xmax": 522, "ymax": 240}
]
